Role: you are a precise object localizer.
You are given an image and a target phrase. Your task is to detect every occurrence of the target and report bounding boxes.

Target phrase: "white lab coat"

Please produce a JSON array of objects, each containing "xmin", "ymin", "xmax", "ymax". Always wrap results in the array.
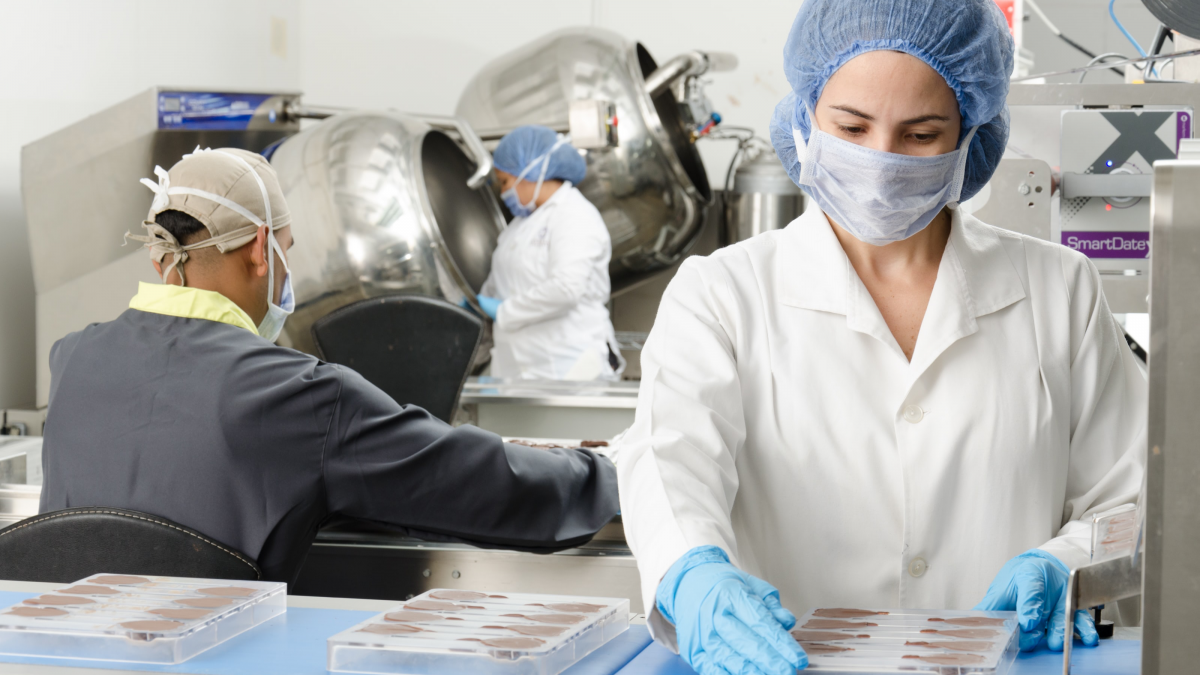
[
  {"xmin": 617, "ymin": 206, "xmax": 1146, "ymax": 647},
  {"xmin": 482, "ymin": 184, "xmax": 624, "ymax": 380}
]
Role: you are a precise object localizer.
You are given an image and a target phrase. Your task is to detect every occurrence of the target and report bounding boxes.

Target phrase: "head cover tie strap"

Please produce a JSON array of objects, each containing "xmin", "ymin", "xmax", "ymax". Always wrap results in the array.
[{"xmin": 125, "ymin": 147, "xmax": 280, "ymax": 286}]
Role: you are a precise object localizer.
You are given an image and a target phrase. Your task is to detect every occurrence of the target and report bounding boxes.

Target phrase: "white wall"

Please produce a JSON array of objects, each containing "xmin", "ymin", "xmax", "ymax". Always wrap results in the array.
[
  {"xmin": 0, "ymin": 0, "xmax": 302, "ymax": 408},
  {"xmin": 0, "ymin": 0, "xmax": 1170, "ymax": 408}
]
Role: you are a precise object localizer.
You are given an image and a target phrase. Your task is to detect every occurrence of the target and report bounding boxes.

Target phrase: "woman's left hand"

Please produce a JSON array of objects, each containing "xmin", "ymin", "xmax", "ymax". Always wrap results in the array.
[{"xmin": 974, "ymin": 549, "xmax": 1099, "ymax": 651}]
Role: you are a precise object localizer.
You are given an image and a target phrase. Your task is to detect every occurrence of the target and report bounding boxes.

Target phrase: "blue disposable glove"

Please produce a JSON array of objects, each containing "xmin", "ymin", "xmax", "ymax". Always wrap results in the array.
[
  {"xmin": 475, "ymin": 295, "xmax": 502, "ymax": 320},
  {"xmin": 974, "ymin": 549, "xmax": 1099, "ymax": 652},
  {"xmin": 657, "ymin": 546, "xmax": 808, "ymax": 675}
]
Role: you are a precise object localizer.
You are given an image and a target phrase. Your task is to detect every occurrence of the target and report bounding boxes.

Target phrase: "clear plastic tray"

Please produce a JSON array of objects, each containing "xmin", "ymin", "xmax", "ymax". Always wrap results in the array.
[
  {"xmin": 0, "ymin": 574, "xmax": 285, "ymax": 664},
  {"xmin": 1091, "ymin": 503, "xmax": 1139, "ymax": 563},
  {"xmin": 327, "ymin": 589, "xmax": 629, "ymax": 675},
  {"xmin": 792, "ymin": 607, "xmax": 1019, "ymax": 674}
]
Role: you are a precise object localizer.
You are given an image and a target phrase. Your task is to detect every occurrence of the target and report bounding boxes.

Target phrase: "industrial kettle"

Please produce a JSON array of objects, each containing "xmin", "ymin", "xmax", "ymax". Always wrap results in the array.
[
  {"xmin": 456, "ymin": 27, "xmax": 736, "ymax": 290},
  {"xmin": 724, "ymin": 151, "xmax": 806, "ymax": 244},
  {"xmin": 268, "ymin": 111, "xmax": 505, "ymax": 356}
]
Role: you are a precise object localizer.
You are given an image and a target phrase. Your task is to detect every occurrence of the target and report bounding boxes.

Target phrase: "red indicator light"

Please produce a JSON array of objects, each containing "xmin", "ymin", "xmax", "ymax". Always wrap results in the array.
[{"xmin": 1106, "ymin": 204, "xmax": 1112, "ymax": 211}]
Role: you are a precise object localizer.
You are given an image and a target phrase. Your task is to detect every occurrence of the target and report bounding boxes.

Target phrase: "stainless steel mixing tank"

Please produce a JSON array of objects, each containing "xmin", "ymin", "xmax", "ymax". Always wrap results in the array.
[
  {"xmin": 456, "ymin": 27, "xmax": 716, "ymax": 289},
  {"xmin": 269, "ymin": 111, "xmax": 505, "ymax": 355}
]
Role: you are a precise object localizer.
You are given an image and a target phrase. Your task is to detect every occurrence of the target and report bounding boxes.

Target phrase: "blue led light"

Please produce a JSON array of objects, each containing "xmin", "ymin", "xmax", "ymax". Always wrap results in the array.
[{"xmin": 1106, "ymin": 160, "xmax": 1114, "ymax": 168}]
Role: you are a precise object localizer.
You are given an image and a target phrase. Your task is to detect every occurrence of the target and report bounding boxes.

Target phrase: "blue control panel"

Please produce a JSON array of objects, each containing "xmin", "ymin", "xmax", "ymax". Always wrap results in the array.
[{"xmin": 157, "ymin": 91, "xmax": 277, "ymax": 130}]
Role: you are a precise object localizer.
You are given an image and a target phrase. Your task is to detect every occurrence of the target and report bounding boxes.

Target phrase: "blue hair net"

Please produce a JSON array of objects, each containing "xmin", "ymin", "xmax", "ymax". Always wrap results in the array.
[
  {"xmin": 493, "ymin": 125, "xmax": 587, "ymax": 186},
  {"xmin": 769, "ymin": 0, "xmax": 1014, "ymax": 202}
]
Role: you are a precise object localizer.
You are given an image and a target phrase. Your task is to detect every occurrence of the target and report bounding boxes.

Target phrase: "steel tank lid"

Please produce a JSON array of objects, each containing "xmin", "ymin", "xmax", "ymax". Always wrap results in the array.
[{"xmin": 733, "ymin": 153, "xmax": 805, "ymax": 195}]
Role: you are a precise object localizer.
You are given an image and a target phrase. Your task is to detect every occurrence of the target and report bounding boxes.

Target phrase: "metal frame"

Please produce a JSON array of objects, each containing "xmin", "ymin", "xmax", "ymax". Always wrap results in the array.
[{"xmin": 1141, "ymin": 159, "xmax": 1200, "ymax": 675}]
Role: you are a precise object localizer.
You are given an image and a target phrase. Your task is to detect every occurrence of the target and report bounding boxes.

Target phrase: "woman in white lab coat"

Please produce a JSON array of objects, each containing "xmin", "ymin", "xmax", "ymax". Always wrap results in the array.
[
  {"xmin": 617, "ymin": 2, "xmax": 1146, "ymax": 675},
  {"xmin": 478, "ymin": 125, "xmax": 624, "ymax": 381}
]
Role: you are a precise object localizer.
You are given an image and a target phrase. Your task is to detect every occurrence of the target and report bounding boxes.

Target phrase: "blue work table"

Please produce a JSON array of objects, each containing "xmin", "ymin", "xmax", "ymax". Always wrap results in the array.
[{"xmin": 0, "ymin": 581, "xmax": 1139, "ymax": 675}]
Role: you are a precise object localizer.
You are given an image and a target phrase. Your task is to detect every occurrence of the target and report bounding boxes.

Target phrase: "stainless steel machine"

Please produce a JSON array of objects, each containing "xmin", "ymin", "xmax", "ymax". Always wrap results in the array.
[
  {"xmin": 21, "ymin": 88, "xmax": 301, "ymax": 407},
  {"xmin": 456, "ymin": 27, "xmax": 732, "ymax": 289},
  {"xmin": 267, "ymin": 112, "xmax": 504, "ymax": 355}
]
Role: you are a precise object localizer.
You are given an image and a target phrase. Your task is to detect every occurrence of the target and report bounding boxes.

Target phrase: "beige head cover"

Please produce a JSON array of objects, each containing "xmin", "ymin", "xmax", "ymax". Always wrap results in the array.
[{"xmin": 126, "ymin": 147, "xmax": 291, "ymax": 285}]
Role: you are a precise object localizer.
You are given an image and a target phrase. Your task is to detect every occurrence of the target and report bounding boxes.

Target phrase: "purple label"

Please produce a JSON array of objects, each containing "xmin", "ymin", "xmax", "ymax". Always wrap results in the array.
[
  {"xmin": 1179, "ymin": 111, "xmax": 1192, "ymax": 155},
  {"xmin": 1061, "ymin": 231, "xmax": 1150, "ymax": 259}
]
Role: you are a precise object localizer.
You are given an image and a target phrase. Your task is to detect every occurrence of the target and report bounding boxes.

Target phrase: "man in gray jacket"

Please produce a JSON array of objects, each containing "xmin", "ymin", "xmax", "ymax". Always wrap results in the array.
[{"xmin": 39, "ymin": 147, "xmax": 618, "ymax": 583}]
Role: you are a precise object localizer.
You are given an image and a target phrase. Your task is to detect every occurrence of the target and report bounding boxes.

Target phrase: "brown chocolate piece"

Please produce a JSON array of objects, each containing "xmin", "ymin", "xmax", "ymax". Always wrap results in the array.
[
  {"xmin": 792, "ymin": 630, "xmax": 868, "ymax": 642},
  {"xmin": 812, "ymin": 609, "xmax": 887, "ymax": 619},
  {"xmin": 385, "ymin": 610, "xmax": 442, "ymax": 623},
  {"xmin": 544, "ymin": 603, "xmax": 605, "ymax": 613},
  {"xmin": 921, "ymin": 628, "xmax": 1000, "ymax": 639},
  {"xmin": 90, "ymin": 575, "xmax": 150, "ymax": 585},
  {"xmin": 902, "ymin": 654, "xmax": 987, "ymax": 666},
  {"xmin": 488, "ymin": 595, "xmax": 508, "ymax": 599},
  {"xmin": 905, "ymin": 640, "xmax": 994, "ymax": 652},
  {"xmin": 446, "ymin": 617, "xmax": 464, "ymax": 621},
  {"xmin": 504, "ymin": 624, "xmax": 568, "ymax": 637},
  {"xmin": 197, "ymin": 587, "xmax": 255, "ymax": 597},
  {"xmin": 177, "ymin": 597, "xmax": 234, "ymax": 608},
  {"xmin": 928, "ymin": 617, "xmax": 1006, "ymax": 627},
  {"xmin": 23, "ymin": 595, "xmax": 94, "ymax": 606},
  {"xmin": 501, "ymin": 613, "xmax": 584, "ymax": 625},
  {"xmin": 799, "ymin": 642, "xmax": 854, "ymax": 654},
  {"xmin": 60, "ymin": 585, "xmax": 119, "ymax": 596},
  {"xmin": 405, "ymin": 600, "xmax": 461, "ymax": 612},
  {"xmin": 580, "ymin": 440, "xmax": 609, "ymax": 448},
  {"xmin": 121, "ymin": 620, "xmax": 183, "ymax": 632},
  {"xmin": 429, "ymin": 590, "xmax": 488, "ymax": 601},
  {"xmin": 803, "ymin": 619, "xmax": 877, "ymax": 629},
  {"xmin": 150, "ymin": 608, "xmax": 211, "ymax": 620},
  {"xmin": 361, "ymin": 623, "xmax": 424, "ymax": 635},
  {"xmin": 482, "ymin": 636, "xmax": 546, "ymax": 649},
  {"xmin": 6, "ymin": 607, "xmax": 68, "ymax": 618}
]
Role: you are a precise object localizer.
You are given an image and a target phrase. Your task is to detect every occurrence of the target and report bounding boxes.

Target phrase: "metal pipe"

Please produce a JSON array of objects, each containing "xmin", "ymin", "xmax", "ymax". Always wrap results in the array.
[{"xmin": 644, "ymin": 51, "xmax": 707, "ymax": 97}]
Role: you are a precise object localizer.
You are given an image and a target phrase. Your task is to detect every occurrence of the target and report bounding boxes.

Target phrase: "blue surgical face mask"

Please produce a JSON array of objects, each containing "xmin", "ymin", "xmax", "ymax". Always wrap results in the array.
[
  {"xmin": 795, "ymin": 106, "xmax": 978, "ymax": 246},
  {"xmin": 501, "ymin": 187, "xmax": 534, "ymax": 219},
  {"xmin": 256, "ymin": 228, "xmax": 294, "ymax": 342}
]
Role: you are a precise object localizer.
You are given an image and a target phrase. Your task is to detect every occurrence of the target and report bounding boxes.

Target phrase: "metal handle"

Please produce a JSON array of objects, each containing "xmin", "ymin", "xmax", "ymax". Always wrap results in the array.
[
  {"xmin": 415, "ymin": 114, "xmax": 494, "ymax": 189},
  {"xmin": 644, "ymin": 50, "xmax": 740, "ymax": 97}
]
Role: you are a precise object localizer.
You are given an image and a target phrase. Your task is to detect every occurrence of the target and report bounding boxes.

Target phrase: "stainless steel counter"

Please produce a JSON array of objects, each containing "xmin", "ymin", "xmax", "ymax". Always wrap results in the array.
[{"xmin": 459, "ymin": 378, "xmax": 640, "ymax": 439}]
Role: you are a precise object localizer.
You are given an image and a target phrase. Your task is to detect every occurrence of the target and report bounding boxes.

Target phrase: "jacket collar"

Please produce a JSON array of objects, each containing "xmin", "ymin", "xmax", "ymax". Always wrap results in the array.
[
  {"xmin": 129, "ymin": 282, "xmax": 259, "ymax": 335},
  {"xmin": 777, "ymin": 207, "xmax": 1027, "ymax": 364}
]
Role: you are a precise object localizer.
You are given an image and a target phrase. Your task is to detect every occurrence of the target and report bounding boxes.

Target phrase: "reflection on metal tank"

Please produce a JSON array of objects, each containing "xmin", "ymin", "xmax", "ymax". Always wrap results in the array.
[
  {"xmin": 725, "ymin": 152, "xmax": 805, "ymax": 243},
  {"xmin": 269, "ymin": 111, "xmax": 505, "ymax": 355},
  {"xmin": 456, "ymin": 28, "xmax": 713, "ymax": 289}
]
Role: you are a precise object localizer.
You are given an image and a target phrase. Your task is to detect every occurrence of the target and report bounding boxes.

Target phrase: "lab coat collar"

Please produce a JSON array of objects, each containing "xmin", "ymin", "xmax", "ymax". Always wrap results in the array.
[
  {"xmin": 777, "ymin": 207, "xmax": 1027, "ymax": 361},
  {"xmin": 129, "ymin": 282, "xmax": 258, "ymax": 334}
]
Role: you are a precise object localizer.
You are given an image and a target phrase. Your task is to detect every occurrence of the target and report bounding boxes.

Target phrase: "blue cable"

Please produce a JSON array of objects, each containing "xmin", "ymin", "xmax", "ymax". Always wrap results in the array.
[{"xmin": 1109, "ymin": 0, "xmax": 1158, "ymax": 77}]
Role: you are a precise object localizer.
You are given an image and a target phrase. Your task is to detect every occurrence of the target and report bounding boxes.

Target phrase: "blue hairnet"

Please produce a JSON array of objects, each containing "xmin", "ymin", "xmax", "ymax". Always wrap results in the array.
[
  {"xmin": 769, "ymin": 0, "xmax": 1014, "ymax": 202},
  {"xmin": 493, "ymin": 125, "xmax": 587, "ymax": 186}
]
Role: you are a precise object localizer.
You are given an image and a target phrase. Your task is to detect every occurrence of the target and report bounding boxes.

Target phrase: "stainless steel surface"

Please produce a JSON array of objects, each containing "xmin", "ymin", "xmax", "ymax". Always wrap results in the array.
[
  {"xmin": 269, "ymin": 111, "xmax": 506, "ymax": 355},
  {"xmin": 725, "ymin": 152, "xmax": 804, "ymax": 243},
  {"xmin": 22, "ymin": 88, "xmax": 301, "ymax": 406},
  {"xmin": 1063, "ymin": 555, "xmax": 1143, "ymax": 675},
  {"xmin": 643, "ymin": 51, "xmax": 707, "ymax": 98},
  {"xmin": 461, "ymin": 378, "xmax": 640, "ymax": 409},
  {"xmin": 1062, "ymin": 173, "xmax": 1154, "ymax": 199},
  {"xmin": 456, "ymin": 27, "xmax": 714, "ymax": 290},
  {"xmin": 416, "ymin": 114, "xmax": 494, "ymax": 189},
  {"xmin": 459, "ymin": 378, "xmax": 639, "ymax": 440},
  {"xmin": 968, "ymin": 159, "xmax": 1053, "ymax": 241},
  {"xmin": 1142, "ymin": 159, "xmax": 1200, "ymax": 675},
  {"xmin": 293, "ymin": 529, "xmax": 643, "ymax": 613}
]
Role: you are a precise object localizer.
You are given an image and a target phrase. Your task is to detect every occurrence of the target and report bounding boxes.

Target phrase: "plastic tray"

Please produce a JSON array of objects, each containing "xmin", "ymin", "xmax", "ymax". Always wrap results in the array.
[
  {"xmin": 327, "ymin": 589, "xmax": 629, "ymax": 675},
  {"xmin": 792, "ymin": 607, "xmax": 1019, "ymax": 674},
  {"xmin": 0, "ymin": 574, "xmax": 285, "ymax": 664},
  {"xmin": 1091, "ymin": 503, "xmax": 1139, "ymax": 563}
]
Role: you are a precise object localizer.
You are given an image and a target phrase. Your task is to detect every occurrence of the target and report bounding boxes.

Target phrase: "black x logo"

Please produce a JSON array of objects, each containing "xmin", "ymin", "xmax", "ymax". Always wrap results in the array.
[{"xmin": 1087, "ymin": 111, "xmax": 1177, "ymax": 175}]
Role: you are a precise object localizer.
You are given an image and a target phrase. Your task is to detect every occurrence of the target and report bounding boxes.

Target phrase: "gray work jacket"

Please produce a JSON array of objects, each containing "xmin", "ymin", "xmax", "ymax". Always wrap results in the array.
[{"xmin": 39, "ymin": 305, "xmax": 619, "ymax": 582}]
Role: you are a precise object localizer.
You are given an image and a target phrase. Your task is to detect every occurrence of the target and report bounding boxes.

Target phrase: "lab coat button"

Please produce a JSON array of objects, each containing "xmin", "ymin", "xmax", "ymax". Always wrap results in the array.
[
  {"xmin": 902, "ymin": 405, "xmax": 924, "ymax": 424},
  {"xmin": 908, "ymin": 557, "xmax": 928, "ymax": 577}
]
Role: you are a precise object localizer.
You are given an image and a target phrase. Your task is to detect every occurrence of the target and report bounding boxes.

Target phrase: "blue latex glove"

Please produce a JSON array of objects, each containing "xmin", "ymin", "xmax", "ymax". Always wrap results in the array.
[
  {"xmin": 475, "ymin": 295, "xmax": 502, "ymax": 320},
  {"xmin": 657, "ymin": 546, "xmax": 808, "ymax": 675},
  {"xmin": 974, "ymin": 549, "xmax": 1099, "ymax": 652}
]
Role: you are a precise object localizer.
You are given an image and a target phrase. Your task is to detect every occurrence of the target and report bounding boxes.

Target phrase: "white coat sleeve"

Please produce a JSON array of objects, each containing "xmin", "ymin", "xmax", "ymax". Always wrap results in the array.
[
  {"xmin": 494, "ymin": 206, "xmax": 608, "ymax": 332},
  {"xmin": 616, "ymin": 258, "xmax": 747, "ymax": 648},
  {"xmin": 1038, "ymin": 252, "xmax": 1147, "ymax": 570}
]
